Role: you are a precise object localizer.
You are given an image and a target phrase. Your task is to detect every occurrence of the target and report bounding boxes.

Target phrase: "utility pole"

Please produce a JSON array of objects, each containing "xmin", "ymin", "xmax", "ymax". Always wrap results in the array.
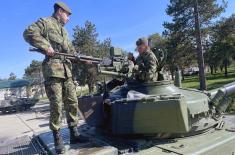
[{"xmin": 194, "ymin": 0, "xmax": 207, "ymax": 90}]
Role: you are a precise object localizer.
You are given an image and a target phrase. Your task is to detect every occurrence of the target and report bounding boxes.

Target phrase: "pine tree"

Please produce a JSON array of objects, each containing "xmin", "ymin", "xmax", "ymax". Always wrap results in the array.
[
  {"xmin": 72, "ymin": 21, "xmax": 111, "ymax": 92},
  {"xmin": 24, "ymin": 60, "xmax": 44, "ymax": 97},
  {"xmin": 164, "ymin": 0, "xmax": 227, "ymax": 90},
  {"xmin": 8, "ymin": 72, "xmax": 17, "ymax": 80}
]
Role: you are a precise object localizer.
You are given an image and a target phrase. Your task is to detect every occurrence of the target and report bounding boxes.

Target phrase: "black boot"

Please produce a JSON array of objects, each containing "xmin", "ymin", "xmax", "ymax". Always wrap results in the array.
[
  {"xmin": 69, "ymin": 126, "xmax": 89, "ymax": 144},
  {"xmin": 52, "ymin": 130, "xmax": 66, "ymax": 154}
]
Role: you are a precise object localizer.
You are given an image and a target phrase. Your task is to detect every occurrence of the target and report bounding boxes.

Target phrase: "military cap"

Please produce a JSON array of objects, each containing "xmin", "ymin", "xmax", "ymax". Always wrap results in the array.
[
  {"xmin": 136, "ymin": 37, "xmax": 148, "ymax": 46},
  {"xmin": 54, "ymin": 2, "xmax": 72, "ymax": 15}
]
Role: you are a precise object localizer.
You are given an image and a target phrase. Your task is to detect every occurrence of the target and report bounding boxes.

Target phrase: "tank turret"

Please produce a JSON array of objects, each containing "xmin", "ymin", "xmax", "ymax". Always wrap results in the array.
[{"xmin": 78, "ymin": 79, "xmax": 235, "ymax": 138}]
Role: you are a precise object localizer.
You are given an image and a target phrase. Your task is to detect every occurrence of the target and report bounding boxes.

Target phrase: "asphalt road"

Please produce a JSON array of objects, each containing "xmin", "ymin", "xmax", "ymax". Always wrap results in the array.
[{"xmin": 0, "ymin": 100, "xmax": 60, "ymax": 147}]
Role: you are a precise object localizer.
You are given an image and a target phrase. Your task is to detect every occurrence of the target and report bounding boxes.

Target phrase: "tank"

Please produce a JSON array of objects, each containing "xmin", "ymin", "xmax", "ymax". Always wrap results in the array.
[
  {"xmin": 62, "ymin": 76, "xmax": 235, "ymax": 155},
  {"xmin": 0, "ymin": 96, "xmax": 38, "ymax": 114},
  {"xmin": 30, "ymin": 47, "xmax": 235, "ymax": 154},
  {"xmin": 0, "ymin": 79, "xmax": 39, "ymax": 114}
]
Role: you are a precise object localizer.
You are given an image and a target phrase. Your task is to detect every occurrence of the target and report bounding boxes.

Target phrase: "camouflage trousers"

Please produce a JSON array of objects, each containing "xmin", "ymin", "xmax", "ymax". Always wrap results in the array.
[{"xmin": 44, "ymin": 77, "xmax": 78, "ymax": 131}]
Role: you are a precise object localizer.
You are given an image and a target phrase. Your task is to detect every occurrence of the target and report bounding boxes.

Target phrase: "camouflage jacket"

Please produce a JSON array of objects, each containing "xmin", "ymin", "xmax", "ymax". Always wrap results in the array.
[
  {"xmin": 23, "ymin": 16, "xmax": 75, "ymax": 80},
  {"xmin": 135, "ymin": 49, "xmax": 158, "ymax": 82}
]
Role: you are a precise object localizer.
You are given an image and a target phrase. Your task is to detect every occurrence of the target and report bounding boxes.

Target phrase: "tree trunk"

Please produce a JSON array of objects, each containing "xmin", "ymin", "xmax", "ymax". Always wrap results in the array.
[
  {"xmin": 224, "ymin": 59, "xmax": 228, "ymax": 77},
  {"xmin": 210, "ymin": 65, "xmax": 213, "ymax": 75},
  {"xmin": 194, "ymin": 0, "xmax": 207, "ymax": 90},
  {"xmin": 26, "ymin": 86, "xmax": 31, "ymax": 99},
  {"xmin": 170, "ymin": 66, "xmax": 175, "ymax": 80},
  {"xmin": 214, "ymin": 66, "xmax": 217, "ymax": 73},
  {"xmin": 181, "ymin": 69, "xmax": 185, "ymax": 81},
  {"xmin": 220, "ymin": 65, "xmax": 223, "ymax": 72}
]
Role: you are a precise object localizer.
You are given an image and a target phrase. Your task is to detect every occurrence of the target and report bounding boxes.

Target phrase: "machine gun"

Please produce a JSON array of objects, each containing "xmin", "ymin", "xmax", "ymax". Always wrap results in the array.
[
  {"xmin": 29, "ymin": 47, "xmax": 105, "ymax": 64},
  {"xmin": 29, "ymin": 47, "xmax": 131, "ymax": 78},
  {"xmin": 29, "ymin": 47, "xmax": 134, "ymax": 94},
  {"xmin": 97, "ymin": 47, "xmax": 134, "ymax": 78}
]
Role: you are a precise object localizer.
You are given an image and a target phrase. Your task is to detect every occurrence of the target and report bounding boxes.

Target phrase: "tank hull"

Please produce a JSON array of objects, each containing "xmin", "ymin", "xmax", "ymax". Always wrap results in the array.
[
  {"xmin": 34, "ymin": 81, "xmax": 235, "ymax": 154},
  {"xmin": 36, "ymin": 115, "xmax": 235, "ymax": 155}
]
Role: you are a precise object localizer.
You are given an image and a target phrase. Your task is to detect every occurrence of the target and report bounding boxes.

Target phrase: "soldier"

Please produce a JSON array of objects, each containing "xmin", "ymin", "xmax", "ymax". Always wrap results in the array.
[
  {"xmin": 23, "ymin": 2, "xmax": 89, "ymax": 154},
  {"xmin": 134, "ymin": 37, "xmax": 158, "ymax": 82}
]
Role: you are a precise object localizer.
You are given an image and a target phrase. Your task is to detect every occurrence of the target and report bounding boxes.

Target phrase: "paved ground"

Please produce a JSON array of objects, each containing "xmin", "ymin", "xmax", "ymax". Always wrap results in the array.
[
  {"xmin": 0, "ymin": 100, "xmax": 89, "ymax": 154},
  {"xmin": 0, "ymin": 100, "xmax": 61, "ymax": 147}
]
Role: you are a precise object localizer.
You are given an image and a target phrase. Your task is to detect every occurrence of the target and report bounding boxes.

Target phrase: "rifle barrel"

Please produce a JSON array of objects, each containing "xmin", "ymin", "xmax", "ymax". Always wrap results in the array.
[{"xmin": 77, "ymin": 55, "xmax": 102, "ymax": 61}]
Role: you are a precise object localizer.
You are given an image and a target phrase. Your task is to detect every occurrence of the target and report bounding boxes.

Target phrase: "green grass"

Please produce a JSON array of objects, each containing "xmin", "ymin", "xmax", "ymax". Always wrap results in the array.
[{"xmin": 182, "ymin": 66, "xmax": 235, "ymax": 112}]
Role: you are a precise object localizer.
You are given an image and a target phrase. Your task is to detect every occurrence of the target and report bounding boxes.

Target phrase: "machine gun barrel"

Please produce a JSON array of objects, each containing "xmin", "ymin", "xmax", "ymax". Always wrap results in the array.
[
  {"xmin": 99, "ymin": 66, "xmax": 116, "ymax": 71},
  {"xmin": 99, "ymin": 70, "xmax": 126, "ymax": 78},
  {"xmin": 29, "ymin": 47, "xmax": 102, "ymax": 64}
]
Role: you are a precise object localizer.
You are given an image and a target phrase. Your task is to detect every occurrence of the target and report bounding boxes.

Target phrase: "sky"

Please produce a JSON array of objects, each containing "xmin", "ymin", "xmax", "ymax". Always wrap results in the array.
[{"xmin": 0, "ymin": 0, "xmax": 235, "ymax": 79}]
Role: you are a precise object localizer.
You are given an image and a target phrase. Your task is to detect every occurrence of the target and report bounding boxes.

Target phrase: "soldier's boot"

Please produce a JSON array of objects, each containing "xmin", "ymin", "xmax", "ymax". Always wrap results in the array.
[
  {"xmin": 52, "ymin": 130, "xmax": 66, "ymax": 154},
  {"xmin": 69, "ymin": 126, "xmax": 89, "ymax": 144}
]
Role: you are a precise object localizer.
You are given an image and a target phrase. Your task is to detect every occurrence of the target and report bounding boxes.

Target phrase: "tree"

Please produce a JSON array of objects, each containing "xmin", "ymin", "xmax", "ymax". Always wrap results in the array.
[
  {"xmin": 73, "ymin": 21, "xmax": 99, "ymax": 56},
  {"xmin": 204, "ymin": 45, "xmax": 221, "ymax": 75},
  {"xmin": 164, "ymin": 0, "xmax": 227, "ymax": 90},
  {"xmin": 8, "ymin": 72, "xmax": 17, "ymax": 80},
  {"xmin": 72, "ymin": 21, "xmax": 111, "ymax": 93},
  {"xmin": 97, "ymin": 38, "xmax": 111, "ymax": 58},
  {"xmin": 24, "ymin": 60, "xmax": 44, "ymax": 97},
  {"xmin": 194, "ymin": 0, "xmax": 206, "ymax": 90},
  {"xmin": 149, "ymin": 33, "xmax": 167, "ymax": 50},
  {"xmin": 207, "ymin": 14, "xmax": 235, "ymax": 76}
]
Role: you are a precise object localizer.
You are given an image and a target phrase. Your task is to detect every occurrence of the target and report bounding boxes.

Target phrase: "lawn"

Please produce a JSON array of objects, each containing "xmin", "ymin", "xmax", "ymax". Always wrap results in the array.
[{"xmin": 182, "ymin": 66, "xmax": 235, "ymax": 112}]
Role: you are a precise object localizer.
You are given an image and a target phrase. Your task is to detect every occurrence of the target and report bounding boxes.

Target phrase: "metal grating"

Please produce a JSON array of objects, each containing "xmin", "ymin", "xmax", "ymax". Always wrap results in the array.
[{"xmin": 0, "ymin": 136, "xmax": 48, "ymax": 155}]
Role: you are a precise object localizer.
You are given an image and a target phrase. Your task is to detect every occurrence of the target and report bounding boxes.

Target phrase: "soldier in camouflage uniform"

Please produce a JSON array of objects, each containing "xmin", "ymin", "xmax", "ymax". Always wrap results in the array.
[
  {"xmin": 23, "ymin": 2, "xmax": 88, "ymax": 154},
  {"xmin": 134, "ymin": 37, "xmax": 158, "ymax": 82}
]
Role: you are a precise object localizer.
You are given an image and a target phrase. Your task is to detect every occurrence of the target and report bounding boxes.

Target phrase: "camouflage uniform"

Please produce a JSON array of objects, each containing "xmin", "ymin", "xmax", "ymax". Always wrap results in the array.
[
  {"xmin": 23, "ymin": 15, "xmax": 79, "ymax": 131},
  {"xmin": 135, "ymin": 48, "xmax": 158, "ymax": 82}
]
